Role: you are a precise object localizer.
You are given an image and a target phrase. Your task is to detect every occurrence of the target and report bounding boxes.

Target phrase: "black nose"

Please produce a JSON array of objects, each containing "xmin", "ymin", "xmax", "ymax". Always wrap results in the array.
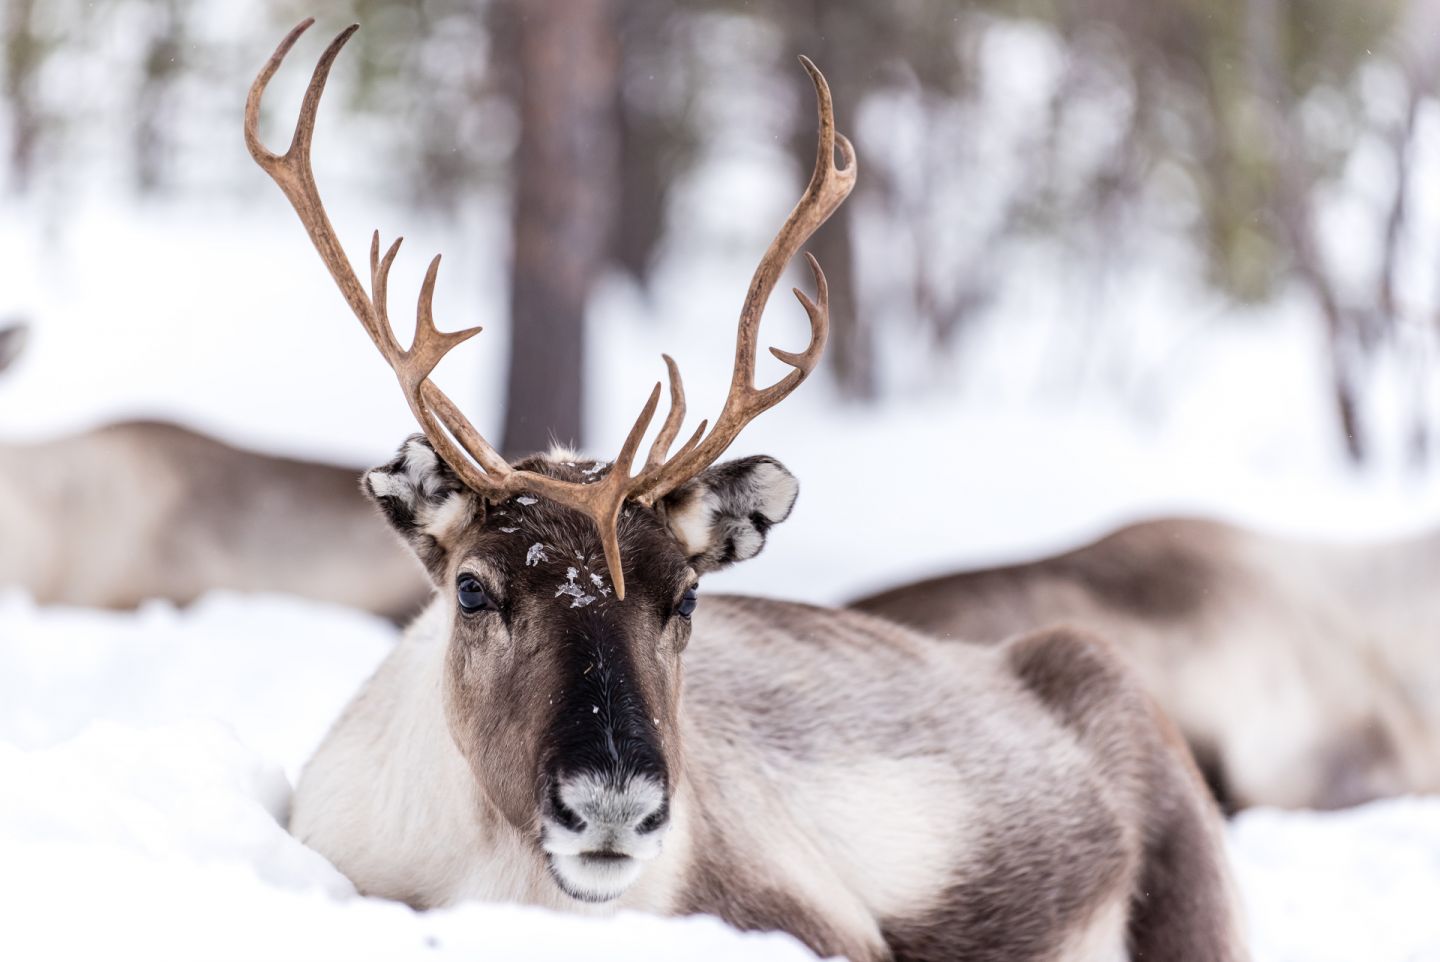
[
  {"xmin": 636, "ymin": 800, "xmax": 669, "ymax": 835},
  {"xmin": 547, "ymin": 781, "xmax": 587, "ymax": 832}
]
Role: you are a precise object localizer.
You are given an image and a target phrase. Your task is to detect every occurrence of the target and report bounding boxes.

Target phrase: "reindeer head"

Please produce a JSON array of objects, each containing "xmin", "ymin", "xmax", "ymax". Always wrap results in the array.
[
  {"xmin": 247, "ymin": 20, "xmax": 853, "ymax": 903},
  {"xmin": 364, "ymin": 438, "xmax": 797, "ymax": 899}
]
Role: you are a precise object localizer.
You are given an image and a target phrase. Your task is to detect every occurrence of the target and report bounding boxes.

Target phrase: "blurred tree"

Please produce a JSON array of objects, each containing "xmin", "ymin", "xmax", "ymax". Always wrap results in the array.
[
  {"xmin": 611, "ymin": 0, "xmax": 697, "ymax": 285},
  {"xmin": 3, "ymin": 0, "xmax": 41, "ymax": 190},
  {"xmin": 133, "ymin": 0, "xmax": 187, "ymax": 192},
  {"xmin": 499, "ymin": 0, "xmax": 619, "ymax": 454},
  {"xmin": 339, "ymin": 0, "xmax": 499, "ymax": 206},
  {"xmin": 315, "ymin": 0, "xmax": 500, "ymax": 207}
]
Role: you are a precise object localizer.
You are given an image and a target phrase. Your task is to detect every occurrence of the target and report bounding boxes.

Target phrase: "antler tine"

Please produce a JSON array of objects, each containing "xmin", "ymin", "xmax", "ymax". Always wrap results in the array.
[
  {"xmin": 243, "ymin": 18, "xmax": 313, "ymax": 169},
  {"xmin": 760, "ymin": 251, "xmax": 829, "ymax": 401},
  {"xmin": 405, "ymin": 255, "xmax": 483, "ymax": 384},
  {"xmin": 633, "ymin": 56, "xmax": 856, "ymax": 504},
  {"xmin": 245, "ymin": 21, "xmax": 381, "ymax": 349},
  {"xmin": 643, "ymin": 355, "xmax": 688, "ymax": 472},
  {"xmin": 596, "ymin": 381, "xmax": 662, "ymax": 600},
  {"xmin": 369, "ymin": 232, "xmax": 404, "ymax": 355}
]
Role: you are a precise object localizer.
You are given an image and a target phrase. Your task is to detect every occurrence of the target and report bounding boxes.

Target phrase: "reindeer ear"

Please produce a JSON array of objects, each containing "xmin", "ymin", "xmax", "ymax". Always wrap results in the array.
[
  {"xmin": 659, "ymin": 456, "xmax": 798, "ymax": 574},
  {"xmin": 364, "ymin": 435, "xmax": 481, "ymax": 581}
]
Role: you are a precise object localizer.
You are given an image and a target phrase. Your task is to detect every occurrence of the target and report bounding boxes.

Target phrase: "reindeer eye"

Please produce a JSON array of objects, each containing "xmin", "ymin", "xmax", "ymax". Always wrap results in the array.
[
  {"xmin": 676, "ymin": 586, "xmax": 699, "ymax": 619},
  {"xmin": 457, "ymin": 575, "xmax": 494, "ymax": 615}
]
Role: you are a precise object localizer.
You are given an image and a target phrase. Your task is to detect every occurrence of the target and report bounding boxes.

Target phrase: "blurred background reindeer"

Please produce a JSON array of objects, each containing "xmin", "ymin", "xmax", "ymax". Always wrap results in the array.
[
  {"xmin": 854, "ymin": 517, "xmax": 1440, "ymax": 812},
  {"xmin": 0, "ymin": 323, "xmax": 428, "ymax": 619}
]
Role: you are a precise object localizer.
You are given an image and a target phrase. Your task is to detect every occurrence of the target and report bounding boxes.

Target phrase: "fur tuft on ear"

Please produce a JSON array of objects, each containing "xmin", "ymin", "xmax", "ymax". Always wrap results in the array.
[
  {"xmin": 0, "ymin": 322, "xmax": 29, "ymax": 376},
  {"xmin": 659, "ymin": 456, "xmax": 798, "ymax": 574},
  {"xmin": 364, "ymin": 435, "xmax": 480, "ymax": 580}
]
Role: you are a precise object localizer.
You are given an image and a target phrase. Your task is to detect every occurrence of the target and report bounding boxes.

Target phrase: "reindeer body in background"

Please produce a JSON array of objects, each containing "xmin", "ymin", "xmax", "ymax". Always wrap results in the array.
[
  {"xmin": 854, "ymin": 517, "xmax": 1440, "ymax": 812},
  {"xmin": 0, "ymin": 330, "xmax": 427, "ymax": 619},
  {"xmin": 249, "ymin": 22, "xmax": 1247, "ymax": 961}
]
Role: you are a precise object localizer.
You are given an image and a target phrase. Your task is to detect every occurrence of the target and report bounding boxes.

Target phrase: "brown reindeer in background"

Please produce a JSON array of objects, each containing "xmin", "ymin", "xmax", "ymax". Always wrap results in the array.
[
  {"xmin": 854, "ymin": 517, "xmax": 1440, "ymax": 812},
  {"xmin": 0, "ymin": 324, "xmax": 428, "ymax": 619},
  {"xmin": 251, "ymin": 21, "xmax": 1248, "ymax": 961}
]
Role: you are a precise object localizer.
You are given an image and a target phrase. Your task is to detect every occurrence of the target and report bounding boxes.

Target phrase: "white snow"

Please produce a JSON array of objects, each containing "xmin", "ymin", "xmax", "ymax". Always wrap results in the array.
[
  {"xmin": 556, "ymin": 567, "xmax": 599, "ymax": 609},
  {"xmin": 1230, "ymin": 799, "xmax": 1440, "ymax": 962},
  {"xmin": 526, "ymin": 543, "xmax": 549, "ymax": 567}
]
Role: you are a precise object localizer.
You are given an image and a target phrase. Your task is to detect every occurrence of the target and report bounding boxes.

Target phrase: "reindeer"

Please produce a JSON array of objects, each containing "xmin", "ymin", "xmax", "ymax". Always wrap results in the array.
[
  {"xmin": 0, "ymin": 324, "xmax": 428, "ymax": 618},
  {"xmin": 251, "ymin": 21, "xmax": 1248, "ymax": 961},
  {"xmin": 853, "ymin": 518, "xmax": 1440, "ymax": 813}
]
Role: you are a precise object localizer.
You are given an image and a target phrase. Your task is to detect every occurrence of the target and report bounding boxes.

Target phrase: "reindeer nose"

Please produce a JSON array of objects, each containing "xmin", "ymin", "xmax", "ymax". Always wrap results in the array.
[
  {"xmin": 549, "ymin": 772, "xmax": 669, "ymax": 837},
  {"xmin": 547, "ymin": 782, "xmax": 588, "ymax": 832}
]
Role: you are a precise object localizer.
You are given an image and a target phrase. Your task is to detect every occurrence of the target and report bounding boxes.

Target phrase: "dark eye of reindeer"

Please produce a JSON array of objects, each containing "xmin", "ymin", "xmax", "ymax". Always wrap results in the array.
[
  {"xmin": 677, "ymin": 586, "xmax": 699, "ymax": 619},
  {"xmin": 457, "ymin": 575, "xmax": 494, "ymax": 615}
]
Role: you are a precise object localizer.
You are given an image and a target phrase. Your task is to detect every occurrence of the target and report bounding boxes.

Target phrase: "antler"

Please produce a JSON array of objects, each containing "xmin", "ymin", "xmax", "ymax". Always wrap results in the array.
[
  {"xmin": 628, "ymin": 57, "xmax": 855, "ymax": 504},
  {"xmin": 246, "ymin": 21, "xmax": 854, "ymax": 598}
]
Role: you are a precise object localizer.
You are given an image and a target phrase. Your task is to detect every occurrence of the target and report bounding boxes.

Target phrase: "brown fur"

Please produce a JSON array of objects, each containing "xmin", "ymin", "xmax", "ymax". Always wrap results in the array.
[
  {"xmin": 1009, "ymin": 630, "xmax": 1241, "ymax": 962},
  {"xmin": 677, "ymin": 831, "xmax": 864, "ymax": 961}
]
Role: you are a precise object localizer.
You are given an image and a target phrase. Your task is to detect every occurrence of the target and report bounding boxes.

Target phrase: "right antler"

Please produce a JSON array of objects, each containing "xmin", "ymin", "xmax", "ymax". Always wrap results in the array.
[
  {"xmin": 631, "ymin": 56, "xmax": 855, "ymax": 504},
  {"xmin": 246, "ymin": 20, "xmax": 855, "ymax": 599}
]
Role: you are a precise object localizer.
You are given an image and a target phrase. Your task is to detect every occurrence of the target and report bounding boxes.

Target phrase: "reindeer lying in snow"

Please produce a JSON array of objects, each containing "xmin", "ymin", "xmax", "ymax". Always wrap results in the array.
[
  {"xmin": 0, "ymin": 326, "xmax": 428, "ymax": 619},
  {"xmin": 853, "ymin": 518, "xmax": 1440, "ymax": 813},
  {"xmin": 252, "ymin": 21, "xmax": 1248, "ymax": 961}
]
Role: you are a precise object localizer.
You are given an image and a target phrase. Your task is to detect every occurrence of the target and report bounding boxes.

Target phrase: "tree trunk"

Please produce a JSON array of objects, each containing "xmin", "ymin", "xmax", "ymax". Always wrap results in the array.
[
  {"xmin": 1244, "ymin": 0, "xmax": 1367, "ymax": 462},
  {"xmin": 133, "ymin": 0, "xmax": 185, "ymax": 192},
  {"xmin": 611, "ymin": 0, "xmax": 672, "ymax": 285},
  {"xmin": 502, "ymin": 0, "xmax": 619, "ymax": 456},
  {"xmin": 3, "ymin": 0, "xmax": 39, "ymax": 191}
]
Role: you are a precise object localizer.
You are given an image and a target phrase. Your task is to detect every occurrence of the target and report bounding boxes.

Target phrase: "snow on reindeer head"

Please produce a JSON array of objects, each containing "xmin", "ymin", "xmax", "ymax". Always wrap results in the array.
[{"xmin": 246, "ymin": 18, "xmax": 853, "ymax": 902}]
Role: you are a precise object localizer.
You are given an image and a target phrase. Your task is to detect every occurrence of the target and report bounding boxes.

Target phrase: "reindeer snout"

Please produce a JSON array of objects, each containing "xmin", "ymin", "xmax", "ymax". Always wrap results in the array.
[
  {"xmin": 546, "ymin": 772, "xmax": 669, "ymax": 839},
  {"xmin": 540, "ymin": 771, "xmax": 671, "ymax": 902}
]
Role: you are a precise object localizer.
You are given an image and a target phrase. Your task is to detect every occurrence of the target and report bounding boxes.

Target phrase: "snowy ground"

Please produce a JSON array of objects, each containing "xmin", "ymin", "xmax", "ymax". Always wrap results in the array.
[{"xmin": 2, "ymin": 589, "xmax": 1438, "ymax": 962}]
